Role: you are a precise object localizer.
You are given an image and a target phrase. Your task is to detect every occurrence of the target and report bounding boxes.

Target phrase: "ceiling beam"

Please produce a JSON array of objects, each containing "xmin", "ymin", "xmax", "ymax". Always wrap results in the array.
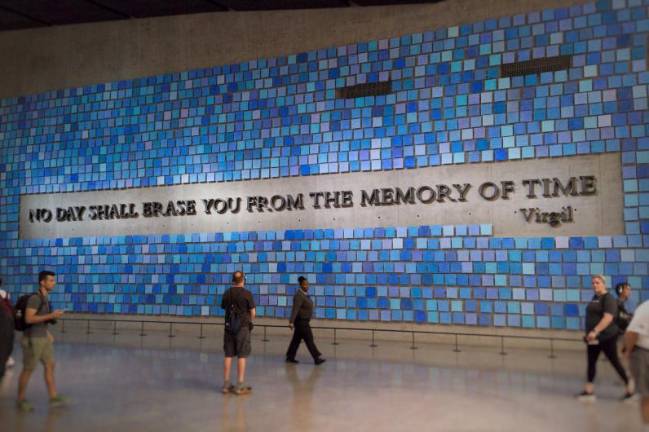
[
  {"xmin": 81, "ymin": 0, "xmax": 132, "ymax": 19},
  {"xmin": 0, "ymin": 4, "xmax": 51, "ymax": 26},
  {"xmin": 201, "ymin": 0, "xmax": 231, "ymax": 12}
]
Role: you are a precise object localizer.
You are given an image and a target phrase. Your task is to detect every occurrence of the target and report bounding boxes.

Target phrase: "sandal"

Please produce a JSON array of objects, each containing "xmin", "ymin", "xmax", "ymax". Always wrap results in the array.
[{"xmin": 233, "ymin": 385, "xmax": 252, "ymax": 395}]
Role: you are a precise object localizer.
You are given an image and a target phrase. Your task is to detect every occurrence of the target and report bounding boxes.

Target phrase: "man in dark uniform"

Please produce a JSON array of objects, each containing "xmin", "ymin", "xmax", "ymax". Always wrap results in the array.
[
  {"xmin": 286, "ymin": 276, "xmax": 325, "ymax": 365},
  {"xmin": 615, "ymin": 282, "xmax": 633, "ymax": 333},
  {"xmin": 221, "ymin": 271, "xmax": 256, "ymax": 395}
]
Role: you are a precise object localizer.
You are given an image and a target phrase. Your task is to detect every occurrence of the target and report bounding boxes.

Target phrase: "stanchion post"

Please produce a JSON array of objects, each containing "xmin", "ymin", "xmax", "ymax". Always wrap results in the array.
[
  {"xmin": 198, "ymin": 323, "xmax": 206, "ymax": 340},
  {"xmin": 112, "ymin": 320, "xmax": 119, "ymax": 336},
  {"xmin": 262, "ymin": 325, "xmax": 269, "ymax": 342},
  {"xmin": 332, "ymin": 328, "xmax": 339, "ymax": 345},
  {"xmin": 410, "ymin": 331, "xmax": 418, "ymax": 350},
  {"xmin": 548, "ymin": 338, "xmax": 557, "ymax": 359},
  {"xmin": 61, "ymin": 319, "xmax": 66, "ymax": 334},
  {"xmin": 369, "ymin": 329, "xmax": 378, "ymax": 348},
  {"xmin": 139, "ymin": 321, "xmax": 147, "ymax": 337},
  {"xmin": 499, "ymin": 336, "xmax": 507, "ymax": 356},
  {"xmin": 86, "ymin": 319, "xmax": 92, "ymax": 335},
  {"xmin": 453, "ymin": 333, "xmax": 461, "ymax": 353},
  {"xmin": 168, "ymin": 322, "xmax": 175, "ymax": 338}
]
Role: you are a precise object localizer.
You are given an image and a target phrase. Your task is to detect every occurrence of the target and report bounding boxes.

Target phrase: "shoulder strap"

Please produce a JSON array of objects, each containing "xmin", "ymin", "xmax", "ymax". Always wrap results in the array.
[
  {"xmin": 31, "ymin": 292, "xmax": 47, "ymax": 314},
  {"xmin": 619, "ymin": 301, "xmax": 629, "ymax": 315}
]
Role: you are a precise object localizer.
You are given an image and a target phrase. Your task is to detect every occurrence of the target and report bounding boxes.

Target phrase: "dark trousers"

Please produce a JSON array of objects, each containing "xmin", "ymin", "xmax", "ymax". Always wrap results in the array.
[
  {"xmin": 587, "ymin": 336, "xmax": 628, "ymax": 384},
  {"xmin": 0, "ymin": 317, "xmax": 14, "ymax": 381},
  {"xmin": 286, "ymin": 319, "xmax": 321, "ymax": 361}
]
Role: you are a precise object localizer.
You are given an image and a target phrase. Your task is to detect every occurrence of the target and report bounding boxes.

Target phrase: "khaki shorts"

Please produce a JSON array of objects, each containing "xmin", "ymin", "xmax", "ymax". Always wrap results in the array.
[
  {"xmin": 223, "ymin": 327, "xmax": 251, "ymax": 358},
  {"xmin": 21, "ymin": 336, "xmax": 54, "ymax": 370},
  {"xmin": 631, "ymin": 348, "xmax": 649, "ymax": 396}
]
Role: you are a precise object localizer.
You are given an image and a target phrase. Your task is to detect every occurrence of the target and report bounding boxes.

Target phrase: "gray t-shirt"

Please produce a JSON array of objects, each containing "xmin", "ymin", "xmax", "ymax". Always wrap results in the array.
[{"xmin": 25, "ymin": 294, "xmax": 50, "ymax": 338}]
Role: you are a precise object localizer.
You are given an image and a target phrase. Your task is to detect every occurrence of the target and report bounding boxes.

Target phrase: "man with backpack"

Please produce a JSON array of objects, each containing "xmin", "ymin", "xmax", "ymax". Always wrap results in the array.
[
  {"xmin": 16, "ymin": 270, "xmax": 65, "ymax": 412},
  {"xmin": 220, "ymin": 270, "xmax": 256, "ymax": 395},
  {"xmin": 616, "ymin": 282, "xmax": 633, "ymax": 333},
  {"xmin": 0, "ymin": 280, "xmax": 15, "ymax": 382}
]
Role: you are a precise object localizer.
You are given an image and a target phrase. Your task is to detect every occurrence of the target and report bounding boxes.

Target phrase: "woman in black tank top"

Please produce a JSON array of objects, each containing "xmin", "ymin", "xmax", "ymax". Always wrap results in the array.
[{"xmin": 577, "ymin": 275, "xmax": 634, "ymax": 402}]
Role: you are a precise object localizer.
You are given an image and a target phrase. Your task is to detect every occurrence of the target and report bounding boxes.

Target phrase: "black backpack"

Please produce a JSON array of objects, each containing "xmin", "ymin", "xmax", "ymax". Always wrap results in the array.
[
  {"xmin": 616, "ymin": 302, "xmax": 632, "ymax": 332},
  {"xmin": 224, "ymin": 292, "xmax": 242, "ymax": 335},
  {"xmin": 14, "ymin": 293, "xmax": 47, "ymax": 332}
]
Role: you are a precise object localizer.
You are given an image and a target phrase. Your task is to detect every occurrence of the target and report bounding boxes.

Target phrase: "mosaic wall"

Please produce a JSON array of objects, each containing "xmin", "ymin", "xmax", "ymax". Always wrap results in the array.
[{"xmin": 0, "ymin": 0, "xmax": 648, "ymax": 329}]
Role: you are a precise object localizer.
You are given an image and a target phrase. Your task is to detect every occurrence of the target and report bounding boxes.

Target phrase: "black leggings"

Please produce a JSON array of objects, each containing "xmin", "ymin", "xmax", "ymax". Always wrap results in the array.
[{"xmin": 587, "ymin": 336, "xmax": 628, "ymax": 384}]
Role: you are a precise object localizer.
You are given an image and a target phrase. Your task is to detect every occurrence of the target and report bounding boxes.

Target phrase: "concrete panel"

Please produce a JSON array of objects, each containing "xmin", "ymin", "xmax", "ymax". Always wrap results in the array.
[
  {"xmin": 20, "ymin": 153, "xmax": 623, "ymax": 239},
  {"xmin": 0, "ymin": 0, "xmax": 587, "ymax": 99}
]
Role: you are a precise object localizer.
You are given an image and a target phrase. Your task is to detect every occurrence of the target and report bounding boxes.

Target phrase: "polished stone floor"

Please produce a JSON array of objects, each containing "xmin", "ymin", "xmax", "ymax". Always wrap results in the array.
[{"xmin": 0, "ymin": 324, "xmax": 644, "ymax": 432}]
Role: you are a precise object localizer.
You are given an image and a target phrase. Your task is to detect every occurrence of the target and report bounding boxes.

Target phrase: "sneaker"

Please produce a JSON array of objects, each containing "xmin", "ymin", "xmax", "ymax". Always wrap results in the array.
[
  {"xmin": 233, "ymin": 385, "xmax": 252, "ymax": 395},
  {"xmin": 627, "ymin": 378, "xmax": 636, "ymax": 395},
  {"xmin": 286, "ymin": 358, "xmax": 299, "ymax": 364},
  {"xmin": 17, "ymin": 400, "xmax": 34, "ymax": 413},
  {"xmin": 49, "ymin": 395, "xmax": 68, "ymax": 407},
  {"xmin": 6, "ymin": 356, "xmax": 15, "ymax": 368},
  {"xmin": 314, "ymin": 358, "xmax": 326, "ymax": 366},
  {"xmin": 621, "ymin": 392, "xmax": 639, "ymax": 403},
  {"xmin": 577, "ymin": 391, "xmax": 596, "ymax": 402},
  {"xmin": 221, "ymin": 384, "xmax": 235, "ymax": 394}
]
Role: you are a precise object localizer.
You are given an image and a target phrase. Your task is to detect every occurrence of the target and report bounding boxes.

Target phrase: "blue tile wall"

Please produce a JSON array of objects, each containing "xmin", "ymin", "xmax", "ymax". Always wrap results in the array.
[{"xmin": 1, "ymin": 0, "xmax": 648, "ymax": 329}]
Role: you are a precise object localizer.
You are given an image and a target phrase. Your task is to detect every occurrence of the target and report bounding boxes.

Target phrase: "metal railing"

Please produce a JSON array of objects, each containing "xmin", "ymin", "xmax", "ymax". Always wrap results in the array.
[{"xmin": 55, "ymin": 316, "xmax": 582, "ymax": 359}]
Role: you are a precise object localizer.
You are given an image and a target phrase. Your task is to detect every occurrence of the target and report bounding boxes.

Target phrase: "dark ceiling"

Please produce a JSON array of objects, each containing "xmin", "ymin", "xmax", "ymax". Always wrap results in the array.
[{"xmin": 0, "ymin": 0, "xmax": 444, "ymax": 32}]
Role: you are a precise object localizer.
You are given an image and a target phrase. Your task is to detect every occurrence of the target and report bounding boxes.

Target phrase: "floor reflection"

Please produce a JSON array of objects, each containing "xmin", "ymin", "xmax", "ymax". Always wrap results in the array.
[
  {"xmin": 286, "ymin": 364, "xmax": 322, "ymax": 431},
  {"xmin": 0, "ymin": 331, "xmax": 643, "ymax": 432}
]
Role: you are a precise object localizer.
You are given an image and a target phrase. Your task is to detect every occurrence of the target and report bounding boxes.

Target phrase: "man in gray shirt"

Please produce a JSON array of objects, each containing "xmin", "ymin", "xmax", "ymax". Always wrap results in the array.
[{"xmin": 17, "ymin": 270, "xmax": 65, "ymax": 412}]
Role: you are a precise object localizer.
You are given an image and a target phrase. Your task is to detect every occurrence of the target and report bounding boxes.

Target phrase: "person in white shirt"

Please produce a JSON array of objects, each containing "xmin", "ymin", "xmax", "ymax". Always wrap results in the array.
[{"xmin": 624, "ymin": 300, "xmax": 649, "ymax": 427}]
